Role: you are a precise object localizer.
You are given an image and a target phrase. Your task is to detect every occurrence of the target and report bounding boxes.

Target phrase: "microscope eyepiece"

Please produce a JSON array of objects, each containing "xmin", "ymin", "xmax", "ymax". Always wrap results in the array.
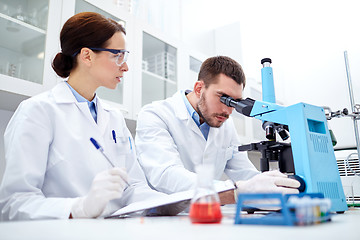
[
  {"xmin": 220, "ymin": 95, "xmax": 255, "ymax": 117},
  {"xmin": 261, "ymin": 58, "xmax": 272, "ymax": 65},
  {"xmin": 261, "ymin": 58, "xmax": 272, "ymax": 68},
  {"xmin": 220, "ymin": 95, "xmax": 233, "ymax": 106}
]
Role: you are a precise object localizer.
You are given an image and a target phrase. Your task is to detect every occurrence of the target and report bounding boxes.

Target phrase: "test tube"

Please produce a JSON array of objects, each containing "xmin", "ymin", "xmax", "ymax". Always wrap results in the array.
[{"xmin": 312, "ymin": 198, "xmax": 321, "ymax": 224}]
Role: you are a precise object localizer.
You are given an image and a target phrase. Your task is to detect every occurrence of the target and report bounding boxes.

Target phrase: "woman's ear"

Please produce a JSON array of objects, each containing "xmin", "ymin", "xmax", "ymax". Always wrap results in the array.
[{"xmin": 79, "ymin": 48, "xmax": 92, "ymax": 67}]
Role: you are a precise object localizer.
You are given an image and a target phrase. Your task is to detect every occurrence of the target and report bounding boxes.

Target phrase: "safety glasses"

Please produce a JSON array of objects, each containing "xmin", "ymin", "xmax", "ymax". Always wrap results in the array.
[
  {"xmin": 89, "ymin": 47, "xmax": 129, "ymax": 67},
  {"xmin": 72, "ymin": 47, "xmax": 129, "ymax": 66}
]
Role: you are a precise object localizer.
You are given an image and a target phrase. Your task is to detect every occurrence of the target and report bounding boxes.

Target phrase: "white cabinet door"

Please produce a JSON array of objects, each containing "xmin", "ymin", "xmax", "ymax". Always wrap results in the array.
[
  {"xmin": 141, "ymin": 31, "xmax": 177, "ymax": 106},
  {"xmin": 0, "ymin": 0, "xmax": 62, "ymax": 111}
]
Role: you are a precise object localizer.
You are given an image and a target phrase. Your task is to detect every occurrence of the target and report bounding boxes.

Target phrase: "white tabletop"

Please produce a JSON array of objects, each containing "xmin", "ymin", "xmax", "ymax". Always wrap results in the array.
[{"xmin": 1, "ymin": 206, "xmax": 359, "ymax": 240}]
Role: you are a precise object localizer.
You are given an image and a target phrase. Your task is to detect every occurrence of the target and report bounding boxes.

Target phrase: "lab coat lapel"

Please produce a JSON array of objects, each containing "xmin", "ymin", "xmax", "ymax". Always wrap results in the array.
[
  {"xmin": 74, "ymin": 101, "xmax": 97, "ymax": 125},
  {"xmin": 185, "ymin": 117, "xmax": 204, "ymax": 139},
  {"xmin": 52, "ymin": 82, "xmax": 102, "ymax": 127},
  {"xmin": 207, "ymin": 126, "xmax": 220, "ymax": 143},
  {"xmin": 173, "ymin": 91, "xmax": 204, "ymax": 140},
  {"xmin": 96, "ymin": 99, "xmax": 110, "ymax": 136},
  {"xmin": 52, "ymin": 81, "xmax": 76, "ymax": 103},
  {"xmin": 202, "ymin": 126, "xmax": 221, "ymax": 165},
  {"xmin": 52, "ymin": 82, "xmax": 95, "ymax": 123}
]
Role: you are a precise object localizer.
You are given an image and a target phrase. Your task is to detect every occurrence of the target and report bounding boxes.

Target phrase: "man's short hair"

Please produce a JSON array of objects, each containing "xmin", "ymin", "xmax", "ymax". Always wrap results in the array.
[{"xmin": 198, "ymin": 56, "xmax": 245, "ymax": 88}]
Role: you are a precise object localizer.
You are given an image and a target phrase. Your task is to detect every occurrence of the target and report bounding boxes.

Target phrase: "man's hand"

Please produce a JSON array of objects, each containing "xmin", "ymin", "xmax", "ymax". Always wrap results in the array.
[
  {"xmin": 235, "ymin": 170, "xmax": 300, "ymax": 195},
  {"xmin": 219, "ymin": 190, "xmax": 236, "ymax": 205}
]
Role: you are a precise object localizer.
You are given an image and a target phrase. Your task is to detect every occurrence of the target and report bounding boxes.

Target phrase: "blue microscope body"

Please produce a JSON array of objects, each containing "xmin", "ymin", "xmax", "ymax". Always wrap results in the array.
[{"xmin": 222, "ymin": 58, "xmax": 347, "ymax": 212}]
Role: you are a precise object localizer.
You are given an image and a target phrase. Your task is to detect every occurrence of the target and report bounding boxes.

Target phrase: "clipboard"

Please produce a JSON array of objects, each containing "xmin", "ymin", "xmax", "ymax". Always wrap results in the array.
[{"xmin": 106, "ymin": 180, "xmax": 235, "ymax": 218}]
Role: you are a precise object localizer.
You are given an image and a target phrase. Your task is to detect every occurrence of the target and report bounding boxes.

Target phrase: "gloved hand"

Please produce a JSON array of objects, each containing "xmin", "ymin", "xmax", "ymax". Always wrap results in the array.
[
  {"xmin": 71, "ymin": 167, "xmax": 128, "ymax": 218},
  {"xmin": 235, "ymin": 170, "xmax": 300, "ymax": 195}
]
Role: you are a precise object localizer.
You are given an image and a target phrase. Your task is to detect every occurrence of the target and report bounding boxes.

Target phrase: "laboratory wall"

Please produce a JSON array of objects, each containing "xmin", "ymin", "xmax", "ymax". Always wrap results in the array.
[
  {"xmin": 181, "ymin": 0, "xmax": 360, "ymax": 150},
  {"xmin": 217, "ymin": 22, "xmax": 359, "ymax": 149}
]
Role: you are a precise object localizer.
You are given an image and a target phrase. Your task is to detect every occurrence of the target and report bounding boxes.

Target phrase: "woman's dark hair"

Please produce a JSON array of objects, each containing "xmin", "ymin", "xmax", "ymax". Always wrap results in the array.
[
  {"xmin": 198, "ymin": 56, "xmax": 246, "ymax": 88},
  {"xmin": 52, "ymin": 12, "xmax": 126, "ymax": 78}
]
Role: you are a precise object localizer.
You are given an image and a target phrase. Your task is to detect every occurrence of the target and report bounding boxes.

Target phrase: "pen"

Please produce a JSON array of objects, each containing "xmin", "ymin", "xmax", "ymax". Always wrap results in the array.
[
  {"xmin": 112, "ymin": 130, "xmax": 117, "ymax": 143},
  {"xmin": 90, "ymin": 137, "xmax": 129, "ymax": 187},
  {"xmin": 128, "ymin": 137, "xmax": 132, "ymax": 150}
]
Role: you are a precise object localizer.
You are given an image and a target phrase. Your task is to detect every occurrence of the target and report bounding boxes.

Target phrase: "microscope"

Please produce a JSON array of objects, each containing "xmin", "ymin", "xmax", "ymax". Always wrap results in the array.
[{"xmin": 221, "ymin": 58, "xmax": 348, "ymax": 213}]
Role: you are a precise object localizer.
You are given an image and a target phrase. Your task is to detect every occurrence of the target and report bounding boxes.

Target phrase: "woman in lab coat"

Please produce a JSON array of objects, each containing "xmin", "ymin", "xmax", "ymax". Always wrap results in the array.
[{"xmin": 0, "ymin": 12, "xmax": 177, "ymax": 220}]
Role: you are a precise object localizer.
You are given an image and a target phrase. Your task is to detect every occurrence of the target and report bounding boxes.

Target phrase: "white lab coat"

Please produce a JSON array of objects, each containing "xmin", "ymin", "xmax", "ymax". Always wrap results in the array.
[
  {"xmin": 0, "ymin": 82, "xmax": 164, "ymax": 221},
  {"xmin": 135, "ymin": 91, "xmax": 259, "ymax": 194}
]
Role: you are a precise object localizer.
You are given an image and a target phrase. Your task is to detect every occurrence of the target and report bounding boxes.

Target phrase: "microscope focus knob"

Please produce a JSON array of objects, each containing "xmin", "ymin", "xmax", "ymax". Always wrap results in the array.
[
  {"xmin": 342, "ymin": 108, "xmax": 348, "ymax": 115},
  {"xmin": 288, "ymin": 175, "xmax": 306, "ymax": 192}
]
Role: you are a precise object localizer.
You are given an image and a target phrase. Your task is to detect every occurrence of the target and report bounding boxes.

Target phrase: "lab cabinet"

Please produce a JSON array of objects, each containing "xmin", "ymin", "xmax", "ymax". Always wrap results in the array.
[
  {"xmin": 0, "ymin": 0, "xmax": 61, "ymax": 111},
  {"xmin": 141, "ymin": 32, "xmax": 177, "ymax": 106},
  {"xmin": 0, "ymin": 0, "xmax": 206, "ymax": 121},
  {"xmin": 0, "ymin": 0, "xmax": 48, "ymax": 83},
  {"xmin": 72, "ymin": 0, "xmax": 181, "ymax": 118},
  {"xmin": 189, "ymin": 56, "xmax": 202, "ymax": 73},
  {"xmin": 187, "ymin": 55, "xmax": 202, "ymax": 89},
  {"xmin": 0, "ymin": 0, "xmax": 134, "ymax": 117}
]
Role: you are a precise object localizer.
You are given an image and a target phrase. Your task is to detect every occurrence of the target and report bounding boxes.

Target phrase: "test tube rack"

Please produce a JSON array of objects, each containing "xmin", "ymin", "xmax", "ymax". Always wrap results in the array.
[{"xmin": 234, "ymin": 193, "xmax": 332, "ymax": 226}]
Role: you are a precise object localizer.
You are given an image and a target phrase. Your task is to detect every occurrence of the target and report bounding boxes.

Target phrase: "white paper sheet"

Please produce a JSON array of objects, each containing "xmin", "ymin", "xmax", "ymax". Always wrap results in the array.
[{"xmin": 108, "ymin": 180, "xmax": 235, "ymax": 218}]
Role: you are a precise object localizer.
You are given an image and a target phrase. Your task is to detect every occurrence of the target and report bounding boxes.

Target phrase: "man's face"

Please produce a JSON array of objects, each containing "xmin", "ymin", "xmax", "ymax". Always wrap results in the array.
[{"xmin": 197, "ymin": 73, "xmax": 243, "ymax": 128}]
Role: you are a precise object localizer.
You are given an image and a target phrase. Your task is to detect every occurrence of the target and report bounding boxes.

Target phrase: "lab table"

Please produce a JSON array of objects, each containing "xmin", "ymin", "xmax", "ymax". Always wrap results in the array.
[{"xmin": 0, "ymin": 206, "xmax": 359, "ymax": 240}]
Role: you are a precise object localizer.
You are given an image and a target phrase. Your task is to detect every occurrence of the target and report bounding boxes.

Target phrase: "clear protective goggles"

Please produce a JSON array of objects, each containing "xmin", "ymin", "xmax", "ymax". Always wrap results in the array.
[
  {"xmin": 72, "ymin": 47, "xmax": 129, "ymax": 66},
  {"xmin": 89, "ymin": 47, "xmax": 129, "ymax": 66}
]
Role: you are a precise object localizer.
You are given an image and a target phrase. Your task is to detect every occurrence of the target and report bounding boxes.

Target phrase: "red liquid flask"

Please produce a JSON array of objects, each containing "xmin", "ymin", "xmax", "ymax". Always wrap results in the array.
[
  {"xmin": 189, "ymin": 164, "xmax": 222, "ymax": 224},
  {"xmin": 189, "ymin": 201, "xmax": 222, "ymax": 224}
]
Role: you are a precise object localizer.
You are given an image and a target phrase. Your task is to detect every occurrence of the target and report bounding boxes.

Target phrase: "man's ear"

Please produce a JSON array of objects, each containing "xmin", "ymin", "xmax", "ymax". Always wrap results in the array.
[
  {"xmin": 79, "ymin": 48, "xmax": 92, "ymax": 67},
  {"xmin": 193, "ymin": 80, "xmax": 204, "ymax": 98}
]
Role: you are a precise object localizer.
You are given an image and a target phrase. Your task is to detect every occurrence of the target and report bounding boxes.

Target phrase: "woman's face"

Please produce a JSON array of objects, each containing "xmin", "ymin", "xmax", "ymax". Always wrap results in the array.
[{"xmin": 90, "ymin": 32, "xmax": 129, "ymax": 90}]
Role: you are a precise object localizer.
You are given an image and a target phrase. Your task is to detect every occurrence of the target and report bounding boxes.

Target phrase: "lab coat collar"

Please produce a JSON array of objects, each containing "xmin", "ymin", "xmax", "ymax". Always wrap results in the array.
[
  {"xmin": 52, "ymin": 81, "xmax": 78, "ymax": 103},
  {"xmin": 52, "ymin": 82, "xmax": 111, "ymax": 134},
  {"xmin": 172, "ymin": 91, "xmax": 205, "ymax": 140},
  {"xmin": 52, "ymin": 82, "xmax": 113, "ymax": 110},
  {"xmin": 173, "ymin": 91, "xmax": 192, "ymax": 120},
  {"xmin": 172, "ymin": 90, "xmax": 222, "ymax": 143}
]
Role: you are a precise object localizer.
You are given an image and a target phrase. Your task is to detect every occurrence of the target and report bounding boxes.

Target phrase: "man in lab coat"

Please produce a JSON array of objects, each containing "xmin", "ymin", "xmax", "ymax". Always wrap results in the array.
[{"xmin": 135, "ymin": 56, "xmax": 300, "ymax": 204}]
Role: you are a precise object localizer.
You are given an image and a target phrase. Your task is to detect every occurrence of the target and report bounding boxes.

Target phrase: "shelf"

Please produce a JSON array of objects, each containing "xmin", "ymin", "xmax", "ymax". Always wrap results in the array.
[
  {"xmin": 142, "ymin": 71, "xmax": 177, "ymax": 106},
  {"xmin": 0, "ymin": 45, "xmax": 45, "ymax": 83},
  {"xmin": 0, "ymin": 13, "xmax": 46, "ymax": 53},
  {"xmin": 0, "ymin": 13, "xmax": 46, "ymax": 34},
  {"xmin": 142, "ymin": 70, "xmax": 176, "ymax": 84},
  {"xmin": 142, "ymin": 31, "xmax": 177, "ymax": 82}
]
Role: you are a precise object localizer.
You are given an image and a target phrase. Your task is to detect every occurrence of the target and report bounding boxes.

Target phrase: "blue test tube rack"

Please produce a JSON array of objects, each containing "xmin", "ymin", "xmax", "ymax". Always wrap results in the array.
[{"xmin": 234, "ymin": 193, "xmax": 332, "ymax": 226}]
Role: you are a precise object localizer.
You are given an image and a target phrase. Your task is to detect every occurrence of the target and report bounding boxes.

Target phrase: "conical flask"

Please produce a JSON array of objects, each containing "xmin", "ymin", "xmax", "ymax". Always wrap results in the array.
[{"xmin": 189, "ymin": 164, "xmax": 222, "ymax": 224}]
